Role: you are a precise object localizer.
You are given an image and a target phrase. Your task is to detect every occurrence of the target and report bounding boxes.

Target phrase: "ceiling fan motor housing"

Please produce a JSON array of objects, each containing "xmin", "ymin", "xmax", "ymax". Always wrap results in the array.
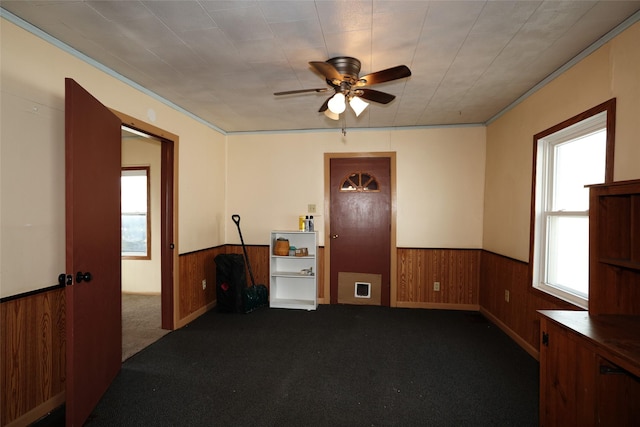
[{"xmin": 326, "ymin": 56, "xmax": 362, "ymax": 85}]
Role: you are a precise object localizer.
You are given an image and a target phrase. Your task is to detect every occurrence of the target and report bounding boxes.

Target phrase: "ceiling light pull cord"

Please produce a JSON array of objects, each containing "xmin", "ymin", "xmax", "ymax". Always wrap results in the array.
[{"xmin": 341, "ymin": 114, "xmax": 347, "ymax": 136}]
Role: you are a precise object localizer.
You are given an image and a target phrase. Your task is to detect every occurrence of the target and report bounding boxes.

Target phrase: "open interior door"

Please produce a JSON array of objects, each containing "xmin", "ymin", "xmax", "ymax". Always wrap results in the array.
[{"xmin": 65, "ymin": 78, "xmax": 122, "ymax": 426}]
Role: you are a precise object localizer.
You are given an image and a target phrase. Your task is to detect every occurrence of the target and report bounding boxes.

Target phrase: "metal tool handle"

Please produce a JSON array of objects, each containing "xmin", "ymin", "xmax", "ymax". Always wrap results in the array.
[{"xmin": 231, "ymin": 214, "xmax": 257, "ymax": 287}]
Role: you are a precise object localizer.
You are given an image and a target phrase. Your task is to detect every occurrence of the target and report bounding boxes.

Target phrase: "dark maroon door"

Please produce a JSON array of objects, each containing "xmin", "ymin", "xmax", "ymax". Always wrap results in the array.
[
  {"xmin": 329, "ymin": 157, "xmax": 391, "ymax": 305},
  {"xmin": 65, "ymin": 78, "xmax": 122, "ymax": 426}
]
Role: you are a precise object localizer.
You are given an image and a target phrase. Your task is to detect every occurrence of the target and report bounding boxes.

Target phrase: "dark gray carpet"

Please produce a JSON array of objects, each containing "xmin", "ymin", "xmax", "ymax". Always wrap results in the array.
[{"xmin": 86, "ymin": 305, "xmax": 539, "ymax": 426}]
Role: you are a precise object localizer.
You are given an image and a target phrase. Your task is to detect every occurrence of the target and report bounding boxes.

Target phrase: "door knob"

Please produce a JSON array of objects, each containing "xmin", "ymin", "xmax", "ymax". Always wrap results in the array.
[
  {"xmin": 76, "ymin": 271, "xmax": 92, "ymax": 283},
  {"xmin": 331, "ymin": 234, "xmax": 339, "ymax": 239}
]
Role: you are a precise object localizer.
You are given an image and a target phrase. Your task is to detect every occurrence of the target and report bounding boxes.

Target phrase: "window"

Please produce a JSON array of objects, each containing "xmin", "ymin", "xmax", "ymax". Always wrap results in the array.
[
  {"xmin": 531, "ymin": 99, "xmax": 615, "ymax": 308},
  {"xmin": 121, "ymin": 166, "xmax": 150, "ymax": 259},
  {"xmin": 340, "ymin": 171, "xmax": 380, "ymax": 192}
]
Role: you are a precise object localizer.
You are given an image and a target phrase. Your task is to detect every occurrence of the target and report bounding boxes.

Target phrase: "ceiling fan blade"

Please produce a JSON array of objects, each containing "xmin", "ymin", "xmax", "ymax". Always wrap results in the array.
[
  {"xmin": 318, "ymin": 96, "xmax": 331, "ymax": 112},
  {"xmin": 274, "ymin": 88, "xmax": 329, "ymax": 96},
  {"xmin": 309, "ymin": 61, "xmax": 342, "ymax": 83},
  {"xmin": 356, "ymin": 65, "xmax": 411, "ymax": 87},
  {"xmin": 357, "ymin": 89, "xmax": 396, "ymax": 104}
]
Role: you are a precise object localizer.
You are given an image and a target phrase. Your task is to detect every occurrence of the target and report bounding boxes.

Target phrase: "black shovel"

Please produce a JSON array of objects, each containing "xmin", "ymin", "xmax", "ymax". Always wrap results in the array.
[{"xmin": 232, "ymin": 214, "xmax": 269, "ymax": 312}]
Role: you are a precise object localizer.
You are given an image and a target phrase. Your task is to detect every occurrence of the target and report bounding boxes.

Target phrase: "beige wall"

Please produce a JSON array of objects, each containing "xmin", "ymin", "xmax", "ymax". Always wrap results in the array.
[
  {"xmin": 5, "ymin": 13, "xmax": 636, "ymax": 298},
  {"xmin": 0, "ymin": 19, "xmax": 226, "ymax": 298},
  {"xmin": 483, "ymin": 21, "xmax": 640, "ymax": 262},
  {"xmin": 226, "ymin": 126, "xmax": 486, "ymax": 248},
  {"xmin": 121, "ymin": 137, "xmax": 161, "ymax": 294}
]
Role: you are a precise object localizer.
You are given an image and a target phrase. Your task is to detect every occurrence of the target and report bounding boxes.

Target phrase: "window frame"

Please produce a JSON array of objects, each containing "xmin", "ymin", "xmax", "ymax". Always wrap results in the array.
[
  {"xmin": 529, "ymin": 99, "xmax": 616, "ymax": 307},
  {"xmin": 121, "ymin": 166, "xmax": 151, "ymax": 260}
]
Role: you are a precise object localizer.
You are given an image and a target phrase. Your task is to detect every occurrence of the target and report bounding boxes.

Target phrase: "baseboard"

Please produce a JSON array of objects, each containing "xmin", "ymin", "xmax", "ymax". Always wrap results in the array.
[
  {"xmin": 396, "ymin": 302, "xmax": 480, "ymax": 311},
  {"xmin": 5, "ymin": 392, "xmax": 65, "ymax": 427},
  {"xmin": 480, "ymin": 307, "xmax": 539, "ymax": 361},
  {"xmin": 316, "ymin": 301, "xmax": 479, "ymax": 311},
  {"xmin": 122, "ymin": 291, "xmax": 161, "ymax": 296},
  {"xmin": 175, "ymin": 300, "xmax": 216, "ymax": 329}
]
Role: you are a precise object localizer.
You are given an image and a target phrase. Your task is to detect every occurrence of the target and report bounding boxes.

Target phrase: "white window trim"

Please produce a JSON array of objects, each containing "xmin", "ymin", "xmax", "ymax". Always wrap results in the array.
[{"xmin": 532, "ymin": 112, "xmax": 607, "ymax": 309}]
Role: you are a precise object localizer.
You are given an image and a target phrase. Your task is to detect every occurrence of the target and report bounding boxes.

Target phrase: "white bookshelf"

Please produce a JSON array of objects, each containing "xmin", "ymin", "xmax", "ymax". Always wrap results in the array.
[{"xmin": 269, "ymin": 231, "xmax": 317, "ymax": 310}]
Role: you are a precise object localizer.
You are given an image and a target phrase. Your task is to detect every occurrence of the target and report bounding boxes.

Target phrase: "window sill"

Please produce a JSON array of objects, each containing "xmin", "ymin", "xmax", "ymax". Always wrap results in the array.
[{"xmin": 531, "ymin": 283, "xmax": 587, "ymax": 310}]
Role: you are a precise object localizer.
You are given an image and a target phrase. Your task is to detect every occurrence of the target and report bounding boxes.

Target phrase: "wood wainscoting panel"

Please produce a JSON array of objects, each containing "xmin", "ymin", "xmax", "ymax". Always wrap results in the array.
[
  {"xmin": 397, "ymin": 248, "xmax": 480, "ymax": 309},
  {"xmin": 316, "ymin": 248, "xmax": 325, "ymax": 303},
  {"xmin": 479, "ymin": 250, "xmax": 578, "ymax": 357},
  {"xmin": 178, "ymin": 247, "xmax": 226, "ymax": 321},
  {"xmin": 1, "ymin": 288, "xmax": 66, "ymax": 426}
]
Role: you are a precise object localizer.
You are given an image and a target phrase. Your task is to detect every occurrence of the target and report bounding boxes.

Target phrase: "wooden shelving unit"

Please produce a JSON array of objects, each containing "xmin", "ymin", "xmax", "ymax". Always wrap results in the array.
[{"xmin": 589, "ymin": 180, "xmax": 640, "ymax": 315}]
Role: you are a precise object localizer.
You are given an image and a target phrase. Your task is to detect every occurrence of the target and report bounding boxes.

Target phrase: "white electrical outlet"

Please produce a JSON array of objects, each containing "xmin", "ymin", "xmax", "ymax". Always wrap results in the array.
[
  {"xmin": 433, "ymin": 281, "xmax": 440, "ymax": 291},
  {"xmin": 202, "ymin": 279, "xmax": 207, "ymax": 290},
  {"xmin": 505, "ymin": 289, "xmax": 510, "ymax": 302},
  {"xmin": 308, "ymin": 204, "xmax": 316, "ymax": 213}
]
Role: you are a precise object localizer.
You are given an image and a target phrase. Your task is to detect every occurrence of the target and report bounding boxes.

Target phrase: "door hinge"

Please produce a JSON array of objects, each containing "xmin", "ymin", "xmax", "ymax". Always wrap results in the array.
[{"xmin": 542, "ymin": 331, "xmax": 549, "ymax": 347}]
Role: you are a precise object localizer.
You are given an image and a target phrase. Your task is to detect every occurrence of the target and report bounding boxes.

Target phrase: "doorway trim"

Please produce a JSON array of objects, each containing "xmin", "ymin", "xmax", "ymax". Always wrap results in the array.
[
  {"xmin": 323, "ymin": 152, "xmax": 397, "ymax": 307},
  {"xmin": 112, "ymin": 110, "xmax": 179, "ymax": 329}
]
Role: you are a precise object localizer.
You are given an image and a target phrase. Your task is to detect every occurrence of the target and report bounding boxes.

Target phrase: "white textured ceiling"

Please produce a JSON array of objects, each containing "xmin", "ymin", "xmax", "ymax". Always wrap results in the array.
[{"xmin": 2, "ymin": 1, "xmax": 640, "ymax": 133}]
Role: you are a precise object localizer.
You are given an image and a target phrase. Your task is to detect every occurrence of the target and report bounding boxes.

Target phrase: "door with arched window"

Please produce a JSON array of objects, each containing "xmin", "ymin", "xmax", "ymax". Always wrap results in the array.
[{"xmin": 328, "ymin": 156, "xmax": 392, "ymax": 305}]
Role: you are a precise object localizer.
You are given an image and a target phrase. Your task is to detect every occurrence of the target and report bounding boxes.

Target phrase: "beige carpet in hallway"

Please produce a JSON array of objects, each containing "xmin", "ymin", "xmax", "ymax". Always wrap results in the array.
[{"xmin": 122, "ymin": 293, "xmax": 170, "ymax": 361}]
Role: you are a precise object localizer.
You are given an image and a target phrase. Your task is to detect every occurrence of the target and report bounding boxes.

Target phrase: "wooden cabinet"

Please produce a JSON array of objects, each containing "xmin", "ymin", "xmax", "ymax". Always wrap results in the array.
[
  {"xmin": 539, "ymin": 311, "xmax": 640, "ymax": 426},
  {"xmin": 539, "ymin": 180, "xmax": 640, "ymax": 426},
  {"xmin": 269, "ymin": 231, "xmax": 317, "ymax": 310}
]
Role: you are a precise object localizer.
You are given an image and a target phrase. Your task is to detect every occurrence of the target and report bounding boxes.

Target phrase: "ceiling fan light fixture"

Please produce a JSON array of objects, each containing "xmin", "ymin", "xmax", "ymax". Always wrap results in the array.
[
  {"xmin": 277, "ymin": 57, "xmax": 411, "ymax": 123},
  {"xmin": 328, "ymin": 92, "xmax": 346, "ymax": 114},
  {"xmin": 324, "ymin": 109, "xmax": 340, "ymax": 120},
  {"xmin": 349, "ymin": 96, "xmax": 369, "ymax": 117}
]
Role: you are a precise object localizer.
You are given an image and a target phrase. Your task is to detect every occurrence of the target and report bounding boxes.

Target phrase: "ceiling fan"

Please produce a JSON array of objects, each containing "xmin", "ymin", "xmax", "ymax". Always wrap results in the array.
[{"xmin": 274, "ymin": 57, "xmax": 411, "ymax": 120}]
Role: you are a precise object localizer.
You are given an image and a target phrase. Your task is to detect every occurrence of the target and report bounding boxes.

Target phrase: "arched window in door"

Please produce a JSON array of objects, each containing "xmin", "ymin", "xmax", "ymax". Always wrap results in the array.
[{"xmin": 340, "ymin": 171, "xmax": 380, "ymax": 192}]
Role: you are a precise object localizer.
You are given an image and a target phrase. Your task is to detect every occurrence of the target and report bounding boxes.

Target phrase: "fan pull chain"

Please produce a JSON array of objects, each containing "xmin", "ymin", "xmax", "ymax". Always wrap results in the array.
[{"xmin": 341, "ymin": 113, "xmax": 347, "ymax": 136}]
